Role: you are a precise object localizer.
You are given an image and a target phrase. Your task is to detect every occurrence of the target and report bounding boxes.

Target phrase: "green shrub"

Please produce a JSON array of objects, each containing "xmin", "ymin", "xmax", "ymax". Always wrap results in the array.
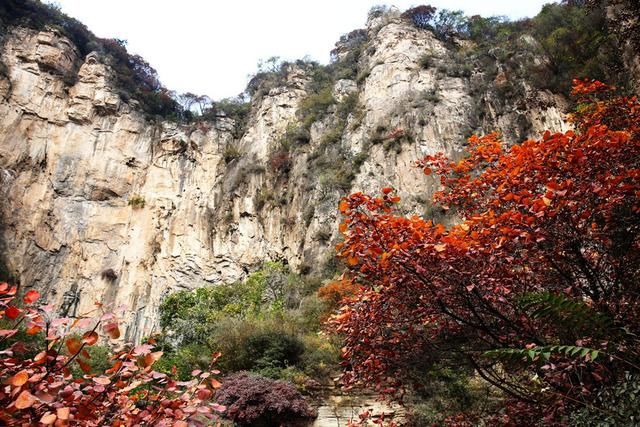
[
  {"xmin": 355, "ymin": 68, "xmax": 371, "ymax": 85},
  {"xmin": 403, "ymin": 363, "xmax": 491, "ymax": 426},
  {"xmin": 419, "ymin": 54, "xmax": 433, "ymax": 69},
  {"xmin": 421, "ymin": 89, "xmax": 440, "ymax": 103},
  {"xmin": 127, "ymin": 195, "xmax": 145, "ymax": 209},
  {"xmin": 288, "ymin": 293, "xmax": 328, "ymax": 331},
  {"xmin": 254, "ymin": 187, "xmax": 276, "ymax": 210},
  {"xmin": 153, "ymin": 341, "xmax": 212, "ymax": 380},
  {"xmin": 401, "ymin": 5, "xmax": 437, "ymax": 30},
  {"xmin": 210, "ymin": 318, "xmax": 302, "ymax": 375},
  {"xmin": 246, "ymin": 56, "xmax": 288, "ymax": 98},
  {"xmin": 336, "ymin": 92, "xmax": 359, "ymax": 120},
  {"xmin": 216, "ymin": 97, "xmax": 251, "ymax": 138},
  {"xmin": 62, "ymin": 336, "xmax": 113, "ymax": 378},
  {"xmin": 570, "ymin": 373, "xmax": 640, "ymax": 426},
  {"xmin": 300, "ymin": 334, "xmax": 340, "ymax": 379},
  {"xmin": 320, "ymin": 123, "xmax": 344, "ymax": 145},
  {"xmin": 287, "ymin": 125, "xmax": 311, "ymax": 145},
  {"xmin": 529, "ymin": 2, "xmax": 623, "ymax": 95},
  {"xmin": 223, "ymin": 144, "xmax": 243, "ymax": 163},
  {"xmin": 329, "ymin": 29, "xmax": 367, "ymax": 72},
  {"xmin": 314, "ymin": 228, "xmax": 332, "ymax": 243},
  {"xmin": 319, "ymin": 169, "xmax": 354, "ymax": 194},
  {"xmin": 306, "ymin": 64, "xmax": 334, "ymax": 94},
  {"xmin": 298, "ymin": 86, "xmax": 335, "ymax": 130},
  {"xmin": 245, "ymin": 330, "xmax": 304, "ymax": 372}
]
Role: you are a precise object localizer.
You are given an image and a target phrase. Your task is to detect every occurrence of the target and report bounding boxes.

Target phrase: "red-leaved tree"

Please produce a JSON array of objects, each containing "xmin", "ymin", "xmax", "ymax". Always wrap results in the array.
[
  {"xmin": 328, "ymin": 79, "xmax": 640, "ymax": 423},
  {"xmin": 0, "ymin": 283, "xmax": 225, "ymax": 426}
]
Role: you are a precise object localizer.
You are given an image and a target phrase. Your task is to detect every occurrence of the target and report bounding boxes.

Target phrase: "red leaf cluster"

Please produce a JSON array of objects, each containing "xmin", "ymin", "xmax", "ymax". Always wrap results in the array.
[
  {"xmin": 215, "ymin": 372, "xmax": 315, "ymax": 426},
  {"xmin": 0, "ymin": 284, "xmax": 225, "ymax": 426}
]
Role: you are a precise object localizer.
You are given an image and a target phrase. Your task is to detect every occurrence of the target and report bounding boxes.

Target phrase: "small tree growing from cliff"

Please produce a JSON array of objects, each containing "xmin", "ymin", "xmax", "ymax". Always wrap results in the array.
[{"xmin": 401, "ymin": 5, "xmax": 437, "ymax": 29}]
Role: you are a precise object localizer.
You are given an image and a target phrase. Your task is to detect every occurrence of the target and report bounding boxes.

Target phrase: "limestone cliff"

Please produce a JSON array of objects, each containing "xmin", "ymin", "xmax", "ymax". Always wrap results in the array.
[
  {"xmin": 0, "ymin": 13, "xmax": 570, "ymax": 340},
  {"xmin": 604, "ymin": 0, "xmax": 640, "ymax": 95}
]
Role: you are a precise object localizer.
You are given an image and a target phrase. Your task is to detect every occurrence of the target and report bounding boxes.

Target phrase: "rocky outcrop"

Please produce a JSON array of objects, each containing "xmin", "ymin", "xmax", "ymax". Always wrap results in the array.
[
  {"xmin": 0, "ymin": 16, "xmax": 570, "ymax": 339},
  {"xmin": 604, "ymin": 0, "xmax": 640, "ymax": 94}
]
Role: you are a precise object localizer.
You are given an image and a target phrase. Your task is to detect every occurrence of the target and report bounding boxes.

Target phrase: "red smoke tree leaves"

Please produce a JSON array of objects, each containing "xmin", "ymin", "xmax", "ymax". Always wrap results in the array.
[
  {"xmin": 330, "ymin": 79, "xmax": 640, "ymax": 420},
  {"xmin": 0, "ymin": 284, "xmax": 225, "ymax": 426}
]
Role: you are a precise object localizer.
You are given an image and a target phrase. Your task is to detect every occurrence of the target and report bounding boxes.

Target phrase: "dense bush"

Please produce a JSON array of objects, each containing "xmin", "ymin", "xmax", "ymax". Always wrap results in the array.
[
  {"xmin": 214, "ymin": 96, "xmax": 252, "ymax": 137},
  {"xmin": 297, "ymin": 86, "xmax": 335, "ymax": 130},
  {"xmin": 244, "ymin": 330, "xmax": 305, "ymax": 373},
  {"xmin": 159, "ymin": 263, "xmax": 283, "ymax": 336},
  {"xmin": 329, "ymin": 29, "xmax": 367, "ymax": 80},
  {"xmin": 157, "ymin": 263, "xmax": 338, "ymax": 382},
  {"xmin": 570, "ymin": 373, "xmax": 640, "ymax": 426},
  {"xmin": 0, "ymin": 0, "xmax": 92, "ymax": 55},
  {"xmin": 216, "ymin": 372, "xmax": 316, "ymax": 426},
  {"xmin": 431, "ymin": 9, "xmax": 468, "ymax": 41},
  {"xmin": 246, "ymin": 56, "xmax": 289, "ymax": 98},
  {"xmin": 246, "ymin": 57, "xmax": 331, "ymax": 104}
]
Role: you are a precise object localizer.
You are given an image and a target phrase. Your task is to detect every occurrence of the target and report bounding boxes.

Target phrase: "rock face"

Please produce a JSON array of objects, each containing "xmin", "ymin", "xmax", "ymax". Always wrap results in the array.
[
  {"xmin": 605, "ymin": 0, "xmax": 640, "ymax": 95},
  {"xmin": 0, "ymin": 16, "xmax": 570, "ymax": 340}
]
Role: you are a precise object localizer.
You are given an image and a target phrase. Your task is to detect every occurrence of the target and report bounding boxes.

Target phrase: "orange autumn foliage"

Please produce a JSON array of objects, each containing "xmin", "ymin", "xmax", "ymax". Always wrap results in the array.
[{"xmin": 329, "ymin": 79, "xmax": 640, "ymax": 423}]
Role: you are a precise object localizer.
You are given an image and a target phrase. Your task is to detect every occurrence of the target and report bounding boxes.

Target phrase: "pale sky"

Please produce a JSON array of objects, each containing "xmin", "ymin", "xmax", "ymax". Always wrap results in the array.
[{"xmin": 52, "ymin": 1, "xmax": 555, "ymax": 100}]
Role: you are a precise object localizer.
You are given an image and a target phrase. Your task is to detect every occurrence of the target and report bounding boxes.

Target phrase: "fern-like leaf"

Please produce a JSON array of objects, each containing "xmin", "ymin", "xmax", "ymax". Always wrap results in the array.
[
  {"xmin": 519, "ymin": 292, "xmax": 614, "ymax": 336},
  {"xmin": 484, "ymin": 345, "xmax": 600, "ymax": 363}
]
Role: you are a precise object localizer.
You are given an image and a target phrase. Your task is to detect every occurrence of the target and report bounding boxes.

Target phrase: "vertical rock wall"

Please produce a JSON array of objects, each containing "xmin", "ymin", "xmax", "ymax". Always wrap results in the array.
[{"xmin": 0, "ymin": 17, "xmax": 571, "ymax": 338}]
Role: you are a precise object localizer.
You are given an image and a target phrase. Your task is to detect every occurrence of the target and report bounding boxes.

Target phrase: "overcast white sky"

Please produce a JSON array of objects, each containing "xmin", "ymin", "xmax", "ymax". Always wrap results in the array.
[{"xmin": 52, "ymin": 1, "xmax": 554, "ymax": 100}]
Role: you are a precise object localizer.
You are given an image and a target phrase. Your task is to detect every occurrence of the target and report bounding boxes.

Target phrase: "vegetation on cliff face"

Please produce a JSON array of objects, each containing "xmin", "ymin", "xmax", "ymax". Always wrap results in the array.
[
  {"xmin": 0, "ymin": 0, "xmax": 252, "ymax": 123},
  {"xmin": 329, "ymin": 79, "xmax": 640, "ymax": 425},
  {"xmin": 0, "ymin": 0, "xmax": 182, "ymax": 118},
  {"xmin": 398, "ymin": 1, "xmax": 627, "ymax": 96},
  {"xmin": 248, "ymin": 0, "xmax": 631, "ymax": 228},
  {"xmin": 0, "ymin": 0, "xmax": 627, "ymax": 127}
]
